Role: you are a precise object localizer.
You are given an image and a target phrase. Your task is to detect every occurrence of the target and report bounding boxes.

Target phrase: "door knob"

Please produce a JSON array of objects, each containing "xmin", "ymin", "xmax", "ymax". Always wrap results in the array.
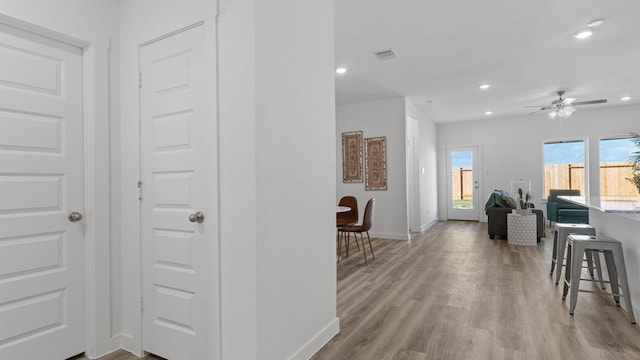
[
  {"xmin": 189, "ymin": 211, "xmax": 205, "ymax": 223},
  {"xmin": 68, "ymin": 212, "xmax": 83, "ymax": 222}
]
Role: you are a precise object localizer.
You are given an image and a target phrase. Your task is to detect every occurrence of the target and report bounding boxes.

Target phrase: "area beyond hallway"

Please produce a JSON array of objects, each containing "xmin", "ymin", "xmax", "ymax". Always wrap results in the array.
[{"xmin": 314, "ymin": 221, "xmax": 640, "ymax": 360}]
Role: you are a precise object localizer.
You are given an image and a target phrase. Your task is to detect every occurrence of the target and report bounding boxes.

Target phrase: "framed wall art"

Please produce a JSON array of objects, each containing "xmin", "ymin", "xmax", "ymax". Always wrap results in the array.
[
  {"xmin": 342, "ymin": 131, "xmax": 363, "ymax": 183},
  {"xmin": 365, "ymin": 136, "xmax": 387, "ymax": 190}
]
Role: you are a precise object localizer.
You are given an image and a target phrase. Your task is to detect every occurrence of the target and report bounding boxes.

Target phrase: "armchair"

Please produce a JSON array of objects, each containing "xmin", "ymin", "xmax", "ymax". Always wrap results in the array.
[{"xmin": 546, "ymin": 189, "xmax": 589, "ymax": 225}]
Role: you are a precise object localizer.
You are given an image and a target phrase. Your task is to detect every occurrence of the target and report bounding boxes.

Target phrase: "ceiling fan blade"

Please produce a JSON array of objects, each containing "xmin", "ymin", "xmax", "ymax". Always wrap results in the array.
[
  {"xmin": 528, "ymin": 107, "xmax": 551, "ymax": 114},
  {"xmin": 524, "ymin": 105, "xmax": 547, "ymax": 108},
  {"xmin": 573, "ymin": 99, "xmax": 607, "ymax": 106},
  {"xmin": 562, "ymin": 97, "xmax": 576, "ymax": 105}
]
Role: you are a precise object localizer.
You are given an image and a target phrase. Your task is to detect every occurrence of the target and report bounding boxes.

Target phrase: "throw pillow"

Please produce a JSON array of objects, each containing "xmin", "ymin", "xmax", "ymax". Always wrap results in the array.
[{"xmin": 501, "ymin": 191, "xmax": 518, "ymax": 209}]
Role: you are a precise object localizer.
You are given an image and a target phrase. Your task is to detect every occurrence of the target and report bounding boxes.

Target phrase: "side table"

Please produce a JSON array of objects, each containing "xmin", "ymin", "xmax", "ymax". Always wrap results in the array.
[{"xmin": 507, "ymin": 213, "xmax": 537, "ymax": 246}]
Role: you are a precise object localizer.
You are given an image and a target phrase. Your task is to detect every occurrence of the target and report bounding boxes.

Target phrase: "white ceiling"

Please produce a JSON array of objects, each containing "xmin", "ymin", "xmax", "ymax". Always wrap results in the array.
[{"xmin": 334, "ymin": 0, "xmax": 640, "ymax": 123}]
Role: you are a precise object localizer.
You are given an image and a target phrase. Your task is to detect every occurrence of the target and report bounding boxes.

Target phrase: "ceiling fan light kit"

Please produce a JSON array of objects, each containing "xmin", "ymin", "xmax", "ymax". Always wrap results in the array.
[{"xmin": 548, "ymin": 106, "xmax": 577, "ymax": 119}]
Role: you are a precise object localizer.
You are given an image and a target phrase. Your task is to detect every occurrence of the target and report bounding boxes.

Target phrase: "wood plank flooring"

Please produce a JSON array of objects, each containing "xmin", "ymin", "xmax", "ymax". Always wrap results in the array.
[
  {"xmin": 84, "ymin": 221, "xmax": 640, "ymax": 360},
  {"xmin": 313, "ymin": 221, "xmax": 640, "ymax": 360}
]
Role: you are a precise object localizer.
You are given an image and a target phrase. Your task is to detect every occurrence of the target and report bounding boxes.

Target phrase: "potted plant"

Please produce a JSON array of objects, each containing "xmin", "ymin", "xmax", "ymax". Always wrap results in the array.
[
  {"xmin": 517, "ymin": 187, "xmax": 532, "ymax": 215},
  {"xmin": 627, "ymin": 133, "xmax": 640, "ymax": 195}
]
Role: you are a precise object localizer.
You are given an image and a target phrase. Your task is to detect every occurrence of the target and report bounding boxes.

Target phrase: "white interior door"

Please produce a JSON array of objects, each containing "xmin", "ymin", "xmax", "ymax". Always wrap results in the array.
[
  {"xmin": 140, "ymin": 24, "xmax": 219, "ymax": 360},
  {"xmin": 0, "ymin": 24, "xmax": 85, "ymax": 359},
  {"xmin": 446, "ymin": 146, "xmax": 479, "ymax": 221}
]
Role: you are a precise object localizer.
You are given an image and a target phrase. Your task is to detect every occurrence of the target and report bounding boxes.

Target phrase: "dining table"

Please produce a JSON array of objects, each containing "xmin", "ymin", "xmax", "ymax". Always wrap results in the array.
[{"xmin": 337, "ymin": 206, "xmax": 351, "ymax": 213}]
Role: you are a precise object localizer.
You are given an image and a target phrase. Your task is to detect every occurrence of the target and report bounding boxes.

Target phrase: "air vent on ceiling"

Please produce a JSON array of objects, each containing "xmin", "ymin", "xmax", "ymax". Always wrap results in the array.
[{"xmin": 374, "ymin": 48, "xmax": 398, "ymax": 61}]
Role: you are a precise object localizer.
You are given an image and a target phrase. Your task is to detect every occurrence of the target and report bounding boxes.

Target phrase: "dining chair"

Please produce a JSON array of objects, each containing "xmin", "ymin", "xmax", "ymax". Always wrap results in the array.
[
  {"xmin": 337, "ymin": 196, "xmax": 359, "ymax": 259},
  {"xmin": 340, "ymin": 198, "xmax": 375, "ymax": 265}
]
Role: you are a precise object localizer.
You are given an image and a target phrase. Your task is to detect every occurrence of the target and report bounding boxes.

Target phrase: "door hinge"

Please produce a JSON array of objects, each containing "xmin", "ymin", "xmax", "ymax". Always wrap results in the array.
[
  {"xmin": 140, "ymin": 296, "xmax": 144, "ymax": 313},
  {"xmin": 138, "ymin": 72, "xmax": 142, "ymax": 88},
  {"xmin": 138, "ymin": 181, "xmax": 143, "ymax": 201}
]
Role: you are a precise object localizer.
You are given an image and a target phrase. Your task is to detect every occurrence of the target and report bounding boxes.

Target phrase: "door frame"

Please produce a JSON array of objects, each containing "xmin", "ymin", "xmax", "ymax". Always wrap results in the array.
[
  {"xmin": 406, "ymin": 115, "xmax": 421, "ymax": 234},
  {"xmin": 133, "ymin": 18, "xmax": 221, "ymax": 358},
  {"xmin": 445, "ymin": 145, "xmax": 481, "ymax": 221},
  {"xmin": 137, "ymin": 21, "xmax": 220, "ymax": 359},
  {"xmin": 0, "ymin": 14, "xmax": 112, "ymax": 359}
]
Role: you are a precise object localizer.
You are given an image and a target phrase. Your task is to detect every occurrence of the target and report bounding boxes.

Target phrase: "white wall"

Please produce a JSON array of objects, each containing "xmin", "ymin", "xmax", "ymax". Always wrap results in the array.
[
  {"xmin": 0, "ymin": 2, "xmax": 120, "ymax": 357},
  {"xmin": 336, "ymin": 97, "xmax": 410, "ymax": 240},
  {"xmin": 253, "ymin": 1, "xmax": 338, "ymax": 359},
  {"xmin": 406, "ymin": 99, "xmax": 439, "ymax": 230},
  {"xmin": 121, "ymin": 1, "xmax": 338, "ymax": 359},
  {"xmin": 437, "ymin": 104, "xmax": 640, "ymax": 222},
  {"xmin": 218, "ymin": 0, "xmax": 258, "ymax": 358}
]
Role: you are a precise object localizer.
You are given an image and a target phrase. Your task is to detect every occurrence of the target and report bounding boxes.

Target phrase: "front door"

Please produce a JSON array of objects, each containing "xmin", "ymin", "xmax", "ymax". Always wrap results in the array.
[
  {"xmin": 140, "ymin": 24, "xmax": 219, "ymax": 360},
  {"xmin": 446, "ymin": 146, "xmax": 479, "ymax": 221},
  {"xmin": 0, "ymin": 23, "xmax": 85, "ymax": 359}
]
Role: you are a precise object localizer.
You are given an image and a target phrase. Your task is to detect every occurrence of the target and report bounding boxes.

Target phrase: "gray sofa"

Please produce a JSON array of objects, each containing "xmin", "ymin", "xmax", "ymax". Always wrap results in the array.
[{"xmin": 485, "ymin": 190, "xmax": 545, "ymax": 241}]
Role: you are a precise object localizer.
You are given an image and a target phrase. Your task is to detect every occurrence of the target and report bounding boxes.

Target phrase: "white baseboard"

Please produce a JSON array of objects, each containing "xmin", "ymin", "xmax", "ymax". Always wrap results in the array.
[
  {"xmin": 286, "ymin": 317, "xmax": 340, "ymax": 360},
  {"xmin": 118, "ymin": 333, "xmax": 142, "ymax": 357},
  {"xmin": 84, "ymin": 335, "xmax": 126, "ymax": 360},
  {"xmin": 109, "ymin": 334, "xmax": 123, "ymax": 352},
  {"xmin": 369, "ymin": 231, "xmax": 409, "ymax": 240},
  {"xmin": 420, "ymin": 218, "xmax": 439, "ymax": 232}
]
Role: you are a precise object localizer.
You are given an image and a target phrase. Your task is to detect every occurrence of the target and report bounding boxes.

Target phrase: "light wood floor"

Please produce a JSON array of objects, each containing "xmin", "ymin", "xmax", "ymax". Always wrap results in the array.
[
  {"xmin": 312, "ymin": 221, "xmax": 640, "ymax": 360},
  {"xmin": 85, "ymin": 221, "xmax": 640, "ymax": 360}
]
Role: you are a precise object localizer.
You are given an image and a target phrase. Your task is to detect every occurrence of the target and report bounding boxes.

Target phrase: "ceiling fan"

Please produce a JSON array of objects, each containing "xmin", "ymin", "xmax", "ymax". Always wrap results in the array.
[{"xmin": 527, "ymin": 91, "xmax": 607, "ymax": 118}]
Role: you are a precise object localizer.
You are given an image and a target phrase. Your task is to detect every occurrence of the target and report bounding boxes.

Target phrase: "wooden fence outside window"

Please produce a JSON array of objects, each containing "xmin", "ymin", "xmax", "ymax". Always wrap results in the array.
[{"xmin": 451, "ymin": 162, "xmax": 638, "ymax": 202}]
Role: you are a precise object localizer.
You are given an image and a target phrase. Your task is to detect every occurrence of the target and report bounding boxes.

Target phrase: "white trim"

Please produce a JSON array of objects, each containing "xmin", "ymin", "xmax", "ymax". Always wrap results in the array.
[
  {"xmin": 285, "ymin": 318, "xmax": 340, "ymax": 360},
  {"xmin": 369, "ymin": 232, "xmax": 410, "ymax": 241},
  {"xmin": 418, "ymin": 218, "xmax": 439, "ymax": 232},
  {"xmin": 0, "ymin": 13, "xmax": 112, "ymax": 359}
]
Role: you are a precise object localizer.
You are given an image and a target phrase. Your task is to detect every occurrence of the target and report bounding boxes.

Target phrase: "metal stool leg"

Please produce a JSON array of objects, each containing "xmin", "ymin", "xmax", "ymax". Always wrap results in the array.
[
  {"xmin": 563, "ymin": 241, "xmax": 573, "ymax": 301},
  {"xmin": 590, "ymin": 250, "xmax": 606, "ymax": 290},
  {"xmin": 604, "ymin": 250, "xmax": 620, "ymax": 306},
  {"xmin": 556, "ymin": 230, "xmax": 568, "ymax": 285},
  {"xmin": 585, "ymin": 250, "xmax": 595, "ymax": 279},
  {"xmin": 610, "ymin": 247, "xmax": 637, "ymax": 324},
  {"xmin": 568, "ymin": 243, "xmax": 584, "ymax": 315},
  {"xmin": 550, "ymin": 228, "xmax": 559, "ymax": 276}
]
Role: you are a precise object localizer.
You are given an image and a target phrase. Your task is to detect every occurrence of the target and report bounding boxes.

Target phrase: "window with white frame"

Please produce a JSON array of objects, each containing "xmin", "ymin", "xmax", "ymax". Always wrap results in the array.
[
  {"xmin": 599, "ymin": 136, "xmax": 639, "ymax": 197},
  {"xmin": 543, "ymin": 140, "xmax": 586, "ymax": 197}
]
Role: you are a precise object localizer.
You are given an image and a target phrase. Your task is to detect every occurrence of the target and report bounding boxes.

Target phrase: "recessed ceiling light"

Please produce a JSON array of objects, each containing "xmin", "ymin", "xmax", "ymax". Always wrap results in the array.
[
  {"xmin": 575, "ymin": 30, "xmax": 593, "ymax": 39},
  {"xmin": 588, "ymin": 18, "xmax": 605, "ymax": 27},
  {"xmin": 479, "ymin": 83, "xmax": 492, "ymax": 90},
  {"xmin": 484, "ymin": 111, "xmax": 493, "ymax": 116},
  {"xmin": 621, "ymin": 96, "xmax": 631, "ymax": 101},
  {"xmin": 335, "ymin": 67, "xmax": 348, "ymax": 75}
]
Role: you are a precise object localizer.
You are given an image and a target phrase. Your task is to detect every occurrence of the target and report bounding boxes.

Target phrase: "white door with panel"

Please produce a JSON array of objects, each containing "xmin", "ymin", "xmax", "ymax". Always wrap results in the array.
[
  {"xmin": 446, "ymin": 146, "xmax": 479, "ymax": 221},
  {"xmin": 0, "ymin": 24, "xmax": 85, "ymax": 359},
  {"xmin": 140, "ymin": 24, "xmax": 219, "ymax": 360}
]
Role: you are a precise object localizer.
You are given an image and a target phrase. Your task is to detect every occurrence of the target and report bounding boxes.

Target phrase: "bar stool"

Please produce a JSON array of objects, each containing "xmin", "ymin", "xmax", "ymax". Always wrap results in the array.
[
  {"xmin": 563, "ymin": 234, "xmax": 636, "ymax": 324},
  {"xmin": 550, "ymin": 223, "xmax": 604, "ymax": 289}
]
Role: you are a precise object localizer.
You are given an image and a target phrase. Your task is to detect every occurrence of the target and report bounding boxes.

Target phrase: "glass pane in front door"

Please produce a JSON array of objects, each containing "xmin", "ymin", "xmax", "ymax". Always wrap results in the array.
[{"xmin": 451, "ymin": 150, "xmax": 473, "ymax": 209}]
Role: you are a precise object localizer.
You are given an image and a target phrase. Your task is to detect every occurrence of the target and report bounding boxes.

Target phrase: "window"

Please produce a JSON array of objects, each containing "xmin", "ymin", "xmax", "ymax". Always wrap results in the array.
[
  {"xmin": 599, "ymin": 137, "xmax": 639, "ymax": 197},
  {"xmin": 543, "ymin": 140, "xmax": 586, "ymax": 197}
]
